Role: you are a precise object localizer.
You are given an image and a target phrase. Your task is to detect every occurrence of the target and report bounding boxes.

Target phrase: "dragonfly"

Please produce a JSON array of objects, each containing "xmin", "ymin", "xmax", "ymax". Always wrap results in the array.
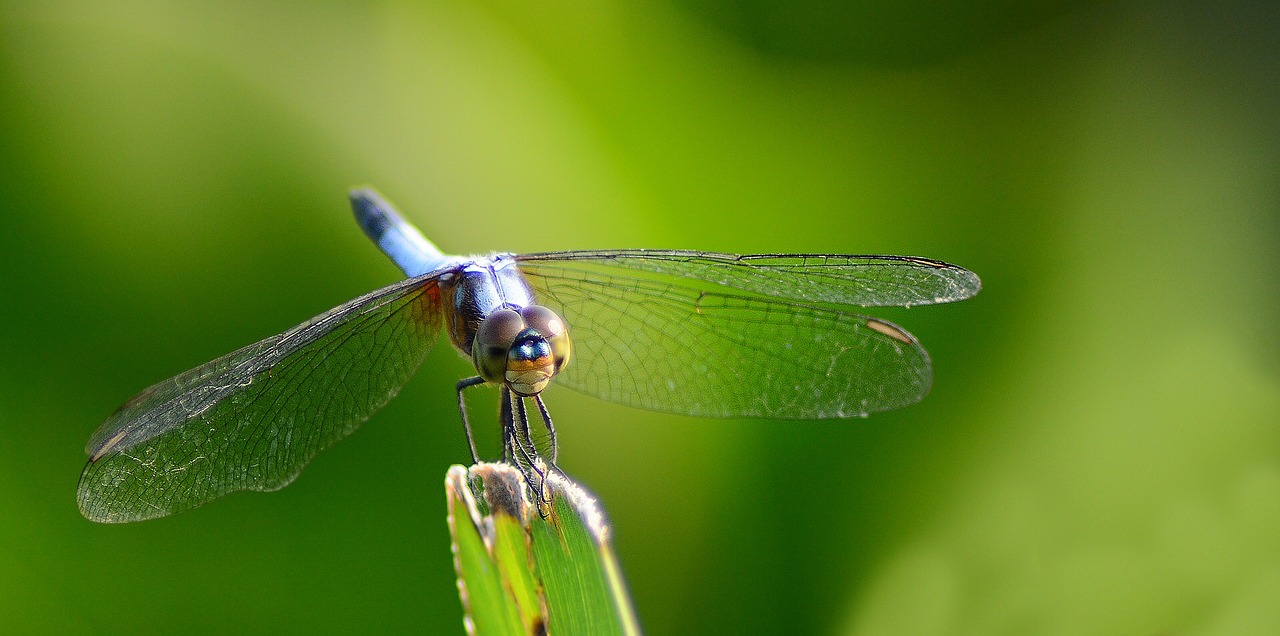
[{"xmin": 78, "ymin": 189, "xmax": 981, "ymax": 523}]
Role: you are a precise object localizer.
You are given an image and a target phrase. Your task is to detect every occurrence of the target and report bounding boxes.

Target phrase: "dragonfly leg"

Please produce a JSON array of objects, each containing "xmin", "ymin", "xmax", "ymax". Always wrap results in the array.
[
  {"xmin": 456, "ymin": 376, "xmax": 487, "ymax": 464},
  {"xmin": 501, "ymin": 387, "xmax": 538, "ymax": 473},
  {"xmin": 500, "ymin": 392, "xmax": 549, "ymax": 504},
  {"xmin": 499, "ymin": 387, "xmax": 515, "ymax": 463},
  {"xmin": 512, "ymin": 394, "xmax": 551, "ymax": 503},
  {"xmin": 532, "ymin": 394, "xmax": 561, "ymax": 473}
]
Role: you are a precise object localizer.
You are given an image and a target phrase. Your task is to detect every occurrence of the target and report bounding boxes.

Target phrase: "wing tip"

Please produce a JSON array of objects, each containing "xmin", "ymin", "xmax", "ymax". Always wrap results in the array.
[{"xmin": 930, "ymin": 262, "xmax": 982, "ymax": 304}]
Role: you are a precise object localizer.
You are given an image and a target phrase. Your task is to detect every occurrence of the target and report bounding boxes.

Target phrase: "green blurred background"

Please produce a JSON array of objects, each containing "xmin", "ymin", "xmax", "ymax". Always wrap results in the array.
[{"xmin": 2, "ymin": 0, "xmax": 1278, "ymax": 633}]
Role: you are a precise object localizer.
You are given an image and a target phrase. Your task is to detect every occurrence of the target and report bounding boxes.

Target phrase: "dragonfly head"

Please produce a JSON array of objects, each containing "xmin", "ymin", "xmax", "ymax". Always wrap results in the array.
[{"xmin": 472, "ymin": 305, "xmax": 572, "ymax": 396}]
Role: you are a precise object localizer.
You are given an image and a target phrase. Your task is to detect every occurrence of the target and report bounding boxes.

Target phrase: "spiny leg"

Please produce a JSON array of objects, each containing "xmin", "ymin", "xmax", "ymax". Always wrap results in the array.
[
  {"xmin": 507, "ymin": 388, "xmax": 538, "ymax": 476},
  {"xmin": 513, "ymin": 395, "xmax": 536, "ymax": 462},
  {"xmin": 456, "ymin": 376, "xmax": 486, "ymax": 464},
  {"xmin": 511, "ymin": 393, "xmax": 551, "ymax": 503},
  {"xmin": 499, "ymin": 386, "xmax": 516, "ymax": 464},
  {"xmin": 501, "ymin": 388, "xmax": 540, "ymax": 477},
  {"xmin": 532, "ymin": 394, "xmax": 563, "ymax": 477}
]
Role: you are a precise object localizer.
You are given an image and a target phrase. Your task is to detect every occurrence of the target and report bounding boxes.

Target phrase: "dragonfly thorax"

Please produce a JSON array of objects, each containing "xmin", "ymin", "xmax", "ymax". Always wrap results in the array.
[{"xmin": 472, "ymin": 305, "xmax": 572, "ymax": 396}]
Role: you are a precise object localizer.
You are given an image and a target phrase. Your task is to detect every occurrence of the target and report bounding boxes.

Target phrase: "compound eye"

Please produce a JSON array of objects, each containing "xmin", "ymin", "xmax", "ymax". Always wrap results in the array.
[
  {"xmin": 520, "ymin": 305, "xmax": 566, "ymax": 339},
  {"xmin": 472, "ymin": 308, "xmax": 524, "ymax": 382},
  {"xmin": 520, "ymin": 305, "xmax": 572, "ymax": 372}
]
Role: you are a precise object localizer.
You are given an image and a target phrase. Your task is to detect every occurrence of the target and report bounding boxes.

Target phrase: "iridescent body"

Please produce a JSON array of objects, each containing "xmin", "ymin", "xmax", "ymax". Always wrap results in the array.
[{"xmin": 77, "ymin": 189, "xmax": 981, "ymax": 523}]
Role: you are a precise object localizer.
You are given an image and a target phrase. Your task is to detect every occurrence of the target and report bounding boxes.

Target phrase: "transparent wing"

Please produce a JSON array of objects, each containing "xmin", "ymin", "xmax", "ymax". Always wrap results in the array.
[
  {"xmin": 78, "ymin": 275, "xmax": 443, "ymax": 523},
  {"xmin": 516, "ymin": 250, "xmax": 980, "ymax": 307},
  {"xmin": 516, "ymin": 251, "xmax": 980, "ymax": 419}
]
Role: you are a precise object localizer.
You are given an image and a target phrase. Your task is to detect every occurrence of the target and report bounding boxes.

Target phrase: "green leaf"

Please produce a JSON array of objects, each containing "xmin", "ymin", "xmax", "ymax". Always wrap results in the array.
[{"xmin": 446, "ymin": 463, "xmax": 641, "ymax": 635}]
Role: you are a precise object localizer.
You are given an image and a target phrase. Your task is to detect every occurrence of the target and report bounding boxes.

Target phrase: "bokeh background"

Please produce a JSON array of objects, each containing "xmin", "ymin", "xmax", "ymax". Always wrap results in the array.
[{"xmin": 2, "ymin": 0, "xmax": 1278, "ymax": 633}]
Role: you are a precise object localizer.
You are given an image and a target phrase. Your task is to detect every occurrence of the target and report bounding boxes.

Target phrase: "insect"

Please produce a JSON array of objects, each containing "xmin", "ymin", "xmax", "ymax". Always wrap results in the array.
[{"xmin": 78, "ymin": 189, "xmax": 981, "ymax": 522}]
